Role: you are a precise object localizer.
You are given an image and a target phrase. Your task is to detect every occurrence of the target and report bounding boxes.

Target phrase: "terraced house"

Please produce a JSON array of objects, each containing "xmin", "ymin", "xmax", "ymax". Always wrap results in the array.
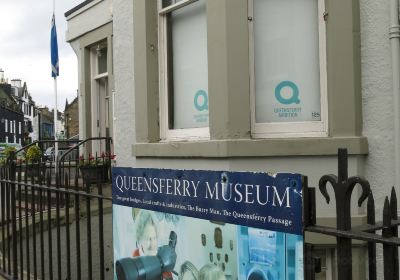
[{"xmin": 65, "ymin": 0, "xmax": 400, "ymax": 279}]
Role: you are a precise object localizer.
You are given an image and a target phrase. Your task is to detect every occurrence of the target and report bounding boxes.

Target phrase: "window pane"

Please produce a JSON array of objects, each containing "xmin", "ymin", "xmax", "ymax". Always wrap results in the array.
[
  {"xmin": 162, "ymin": 0, "xmax": 184, "ymax": 8},
  {"xmin": 170, "ymin": 0, "xmax": 208, "ymax": 129},
  {"xmin": 254, "ymin": 0, "xmax": 321, "ymax": 123},
  {"xmin": 98, "ymin": 47, "xmax": 108, "ymax": 74}
]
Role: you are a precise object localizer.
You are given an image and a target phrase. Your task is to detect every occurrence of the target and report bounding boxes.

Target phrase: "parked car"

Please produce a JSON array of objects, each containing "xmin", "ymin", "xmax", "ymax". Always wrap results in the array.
[
  {"xmin": 43, "ymin": 146, "xmax": 78, "ymax": 162},
  {"xmin": 43, "ymin": 147, "xmax": 54, "ymax": 161}
]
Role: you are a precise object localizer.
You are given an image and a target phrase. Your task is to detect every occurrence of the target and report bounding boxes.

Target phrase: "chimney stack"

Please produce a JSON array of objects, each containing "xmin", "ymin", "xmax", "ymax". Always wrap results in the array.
[
  {"xmin": 10, "ymin": 79, "xmax": 21, "ymax": 88},
  {"xmin": 0, "ymin": 69, "xmax": 4, "ymax": 84}
]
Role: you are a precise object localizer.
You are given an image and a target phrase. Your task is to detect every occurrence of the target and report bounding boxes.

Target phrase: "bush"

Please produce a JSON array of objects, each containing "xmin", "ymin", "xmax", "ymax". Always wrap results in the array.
[
  {"xmin": 26, "ymin": 145, "xmax": 41, "ymax": 163},
  {"xmin": 3, "ymin": 146, "xmax": 16, "ymax": 159}
]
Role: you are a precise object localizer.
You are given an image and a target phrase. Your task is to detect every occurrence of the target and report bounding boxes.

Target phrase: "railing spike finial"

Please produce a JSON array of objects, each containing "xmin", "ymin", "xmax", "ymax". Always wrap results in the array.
[
  {"xmin": 383, "ymin": 197, "xmax": 392, "ymax": 229},
  {"xmin": 367, "ymin": 193, "xmax": 375, "ymax": 225},
  {"xmin": 390, "ymin": 186, "xmax": 398, "ymax": 220}
]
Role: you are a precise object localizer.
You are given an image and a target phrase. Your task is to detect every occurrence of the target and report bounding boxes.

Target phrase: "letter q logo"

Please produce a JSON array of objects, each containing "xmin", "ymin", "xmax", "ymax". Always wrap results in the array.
[
  {"xmin": 275, "ymin": 81, "xmax": 300, "ymax": 105},
  {"xmin": 194, "ymin": 90, "xmax": 209, "ymax": 111}
]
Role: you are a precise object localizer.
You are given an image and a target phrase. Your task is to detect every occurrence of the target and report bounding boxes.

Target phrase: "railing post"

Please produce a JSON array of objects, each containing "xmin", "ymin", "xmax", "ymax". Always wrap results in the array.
[
  {"xmin": 319, "ymin": 149, "xmax": 371, "ymax": 280},
  {"xmin": 9, "ymin": 152, "xmax": 18, "ymax": 279},
  {"xmin": 304, "ymin": 243, "xmax": 316, "ymax": 280},
  {"xmin": 390, "ymin": 188, "xmax": 399, "ymax": 279},
  {"xmin": 382, "ymin": 197, "xmax": 396, "ymax": 280},
  {"xmin": 367, "ymin": 193, "xmax": 377, "ymax": 280},
  {"xmin": 303, "ymin": 176, "xmax": 316, "ymax": 227}
]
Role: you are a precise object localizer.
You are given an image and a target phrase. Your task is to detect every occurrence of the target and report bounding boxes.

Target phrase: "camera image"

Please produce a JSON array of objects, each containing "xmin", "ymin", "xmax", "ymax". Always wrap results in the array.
[{"xmin": 113, "ymin": 206, "xmax": 238, "ymax": 280}]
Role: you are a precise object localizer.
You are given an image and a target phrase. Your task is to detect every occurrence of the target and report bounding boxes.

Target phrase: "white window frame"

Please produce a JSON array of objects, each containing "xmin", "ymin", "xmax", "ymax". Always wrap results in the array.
[
  {"xmin": 90, "ymin": 43, "xmax": 110, "ymax": 152},
  {"xmin": 4, "ymin": 119, "xmax": 7, "ymax": 133},
  {"xmin": 249, "ymin": 0, "xmax": 328, "ymax": 138},
  {"xmin": 158, "ymin": 0, "xmax": 210, "ymax": 141}
]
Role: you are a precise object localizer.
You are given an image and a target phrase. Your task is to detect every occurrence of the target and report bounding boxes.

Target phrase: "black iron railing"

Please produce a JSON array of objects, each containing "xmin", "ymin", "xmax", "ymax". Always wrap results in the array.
[
  {"xmin": 1, "ymin": 141, "xmax": 399, "ymax": 279},
  {"xmin": 0, "ymin": 137, "xmax": 113, "ymax": 280},
  {"xmin": 304, "ymin": 149, "xmax": 400, "ymax": 280}
]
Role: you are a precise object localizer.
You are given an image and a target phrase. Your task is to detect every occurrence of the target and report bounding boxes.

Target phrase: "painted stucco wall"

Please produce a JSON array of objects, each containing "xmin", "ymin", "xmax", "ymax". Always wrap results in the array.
[
  {"xmin": 112, "ymin": 0, "xmax": 372, "ymax": 217},
  {"xmin": 113, "ymin": 0, "xmax": 135, "ymax": 167},
  {"xmin": 65, "ymin": 0, "xmax": 113, "ymax": 42},
  {"xmin": 360, "ymin": 0, "xmax": 394, "ymax": 203},
  {"xmin": 360, "ymin": 0, "xmax": 394, "ymax": 277},
  {"xmin": 110, "ymin": 0, "xmax": 396, "ymax": 277}
]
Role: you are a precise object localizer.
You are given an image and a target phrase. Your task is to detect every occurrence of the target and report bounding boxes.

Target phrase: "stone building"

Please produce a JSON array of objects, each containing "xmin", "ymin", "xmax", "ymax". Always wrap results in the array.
[{"xmin": 64, "ymin": 96, "xmax": 79, "ymax": 139}]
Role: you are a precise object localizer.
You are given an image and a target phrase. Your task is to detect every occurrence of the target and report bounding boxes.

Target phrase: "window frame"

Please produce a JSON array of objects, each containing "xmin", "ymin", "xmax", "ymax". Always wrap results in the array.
[
  {"xmin": 248, "ymin": 0, "xmax": 328, "ymax": 139},
  {"xmin": 158, "ymin": 0, "xmax": 210, "ymax": 141},
  {"xmin": 90, "ymin": 42, "xmax": 110, "ymax": 144}
]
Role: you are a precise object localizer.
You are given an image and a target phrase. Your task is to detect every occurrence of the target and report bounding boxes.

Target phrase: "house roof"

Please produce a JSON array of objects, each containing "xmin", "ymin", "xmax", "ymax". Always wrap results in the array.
[
  {"xmin": 0, "ymin": 87, "xmax": 12, "ymax": 101},
  {"xmin": 65, "ymin": 0, "xmax": 96, "ymax": 17},
  {"xmin": 0, "ymin": 87, "xmax": 22, "ymax": 113},
  {"xmin": 17, "ymin": 82, "xmax": 27, "ymax": 98},
  {"xmin": 41, "ymin": 114, "xmax": 54, "ymax": 124},
  {"xmin": 65, "ymin": 96, "xmax": 78, "ymax": 112}
]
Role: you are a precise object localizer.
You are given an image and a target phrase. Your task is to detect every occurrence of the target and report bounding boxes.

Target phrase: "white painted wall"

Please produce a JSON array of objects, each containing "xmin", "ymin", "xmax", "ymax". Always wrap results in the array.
[
  {"xmin": 110, "ymin": 0, "xmax": 396, "ymax": 277},
  {"xmin": 65, "ymin": 0, "xmax": 113, "ymax": 42},
  {"xmin": 360, "ymin": 0, "xmax": 393, "ymax": 206},
  {"xmin": 112, "ymin": 0, "xmax": 135, "ymax": 166},
  {"xmin": 360, "ymin": 0, "xmax": 395, "ymax": 278}
]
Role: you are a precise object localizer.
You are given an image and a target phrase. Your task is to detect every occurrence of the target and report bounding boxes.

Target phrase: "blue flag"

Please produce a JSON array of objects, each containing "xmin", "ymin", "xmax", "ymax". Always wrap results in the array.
[{"xmin": 51, "ymin": 14, "xmax": 59, "ymax": 77}]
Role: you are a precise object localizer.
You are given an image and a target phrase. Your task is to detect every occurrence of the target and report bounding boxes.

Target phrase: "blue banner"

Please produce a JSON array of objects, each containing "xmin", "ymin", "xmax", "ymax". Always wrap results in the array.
[{"xmin": 112, "ymin": 168, "xmax": 303, "ymax": 235}]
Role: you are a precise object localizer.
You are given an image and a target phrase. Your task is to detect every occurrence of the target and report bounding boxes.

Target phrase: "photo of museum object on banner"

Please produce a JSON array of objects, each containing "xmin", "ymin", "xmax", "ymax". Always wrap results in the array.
[{"xmin": 112, "ymin": 168, "xmax": 304, "ymax": 280}]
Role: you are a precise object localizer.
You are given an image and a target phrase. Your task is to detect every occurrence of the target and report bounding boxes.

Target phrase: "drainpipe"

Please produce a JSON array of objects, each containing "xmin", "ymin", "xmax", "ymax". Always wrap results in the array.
[{"xmin": 389, "ymin": 0, "xmax": 400, "ymax": 195}]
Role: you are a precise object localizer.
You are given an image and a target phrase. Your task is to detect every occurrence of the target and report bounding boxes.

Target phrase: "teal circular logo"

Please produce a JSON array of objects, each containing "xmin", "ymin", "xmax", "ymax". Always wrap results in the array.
[
  {"xmin": 194, "ymin": 90, "xmax": 208, "ymax": 111},
  {"xmin": 275, "ymin": 81, "xmax": 300, "ymax": 105}
]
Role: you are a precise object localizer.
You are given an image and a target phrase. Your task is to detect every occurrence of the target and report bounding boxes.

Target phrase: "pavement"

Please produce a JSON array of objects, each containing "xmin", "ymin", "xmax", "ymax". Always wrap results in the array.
[{"xmin": 20, "ymin": 212, "xmax": 114, "ymax": 280}]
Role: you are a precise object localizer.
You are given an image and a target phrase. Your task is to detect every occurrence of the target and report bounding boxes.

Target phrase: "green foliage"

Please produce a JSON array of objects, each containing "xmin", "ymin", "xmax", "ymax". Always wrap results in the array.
[
  {"xmin": 26, "ymin": 145, "xmax": 41, "ymax": 163},
  {"xmin": 3, "ymin": 146, "xmax": 16, "ymax": 159}
]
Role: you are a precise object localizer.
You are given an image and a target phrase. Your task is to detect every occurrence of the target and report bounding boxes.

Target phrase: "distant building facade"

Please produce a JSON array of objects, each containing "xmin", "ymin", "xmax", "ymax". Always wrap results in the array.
[
  {"xmin": 64, "ymin": 96, "xmax": 79, "ymax": 139},
  {"xmin": 0, "ymin": 73, "xmax": 24, "ymax": 144},
  {"xmin": 36, "ymin": 107, "xmax": 64, "ymax": 140},
  {"xmin": 9, "ymin": 79, "xmax": 38, "ymax": 143},
  {"xmin": 0, "ymin": 69, "xmax": 40, "ymax": 144}
]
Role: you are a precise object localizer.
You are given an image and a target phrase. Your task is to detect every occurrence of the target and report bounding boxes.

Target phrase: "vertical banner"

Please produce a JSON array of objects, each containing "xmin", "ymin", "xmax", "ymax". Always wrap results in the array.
[{"xmin": 113, "ymin": 168, "xmax": 304, "ymax": 280}]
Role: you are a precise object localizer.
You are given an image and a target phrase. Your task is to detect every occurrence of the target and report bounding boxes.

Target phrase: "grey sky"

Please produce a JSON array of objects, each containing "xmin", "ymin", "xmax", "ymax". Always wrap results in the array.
[{"xmin": 0, "ymin": 0, "xmax": 83, "ymax": 111}]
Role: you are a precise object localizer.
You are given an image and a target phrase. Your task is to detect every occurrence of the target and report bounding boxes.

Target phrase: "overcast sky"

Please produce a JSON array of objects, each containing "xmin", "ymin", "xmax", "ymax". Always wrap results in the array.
[{"xmin": 0, "ymin": 0, "xmax": 83, "ymax": 111}]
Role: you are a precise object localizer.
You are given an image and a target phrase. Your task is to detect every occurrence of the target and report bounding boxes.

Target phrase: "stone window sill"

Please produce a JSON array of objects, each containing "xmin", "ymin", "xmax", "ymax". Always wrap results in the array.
[{"xmin": 133, "ymin": 136, "xmax": 368, "ymax": 158}]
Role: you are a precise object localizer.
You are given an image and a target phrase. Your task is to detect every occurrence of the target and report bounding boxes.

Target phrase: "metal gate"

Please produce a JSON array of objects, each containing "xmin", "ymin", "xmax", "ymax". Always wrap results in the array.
[{"xmin": 0, "ymin": 138, "xmax": 113, "ymax": 280}]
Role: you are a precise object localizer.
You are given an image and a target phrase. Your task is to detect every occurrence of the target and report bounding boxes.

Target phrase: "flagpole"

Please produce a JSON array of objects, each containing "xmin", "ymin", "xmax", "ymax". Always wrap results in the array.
[
  {"xmin": 54, "ymin": 77, "xmax": 58, "ymax": 172},
  {"xmin": 52, "ymin": 0, "xmax": 58, "ymax": 173}
]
